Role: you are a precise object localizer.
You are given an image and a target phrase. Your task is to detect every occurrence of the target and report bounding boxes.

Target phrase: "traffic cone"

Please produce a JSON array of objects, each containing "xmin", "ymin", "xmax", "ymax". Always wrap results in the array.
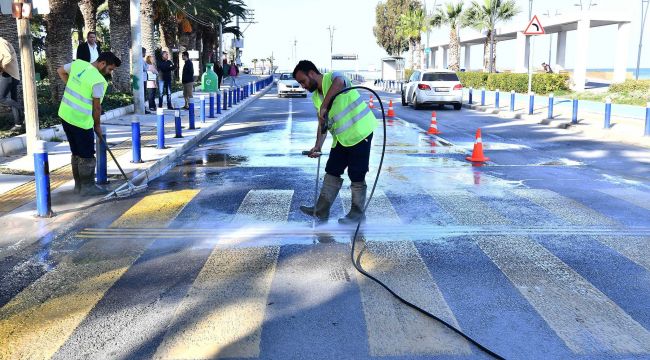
[
  {"xmin": 369, "ymin": 96, "xmax": 374, "ymax": 109},
  {"xmin": 427, "ymin": 111, "xmax": 440, "ymax": 135},
  {"xmin": 387, "ymin": 100, "xmax": 395, "ymax": 117},
  {"xmin": 466, "ymin": 128, "xmax": 490, "ymax": 163}
]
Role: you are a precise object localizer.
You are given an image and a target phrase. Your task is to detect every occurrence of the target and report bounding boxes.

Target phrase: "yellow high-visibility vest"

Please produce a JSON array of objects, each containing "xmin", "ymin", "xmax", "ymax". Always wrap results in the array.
[{"xmin": 58, "ymin": 60, "xmax": 107, "ymax": 129}]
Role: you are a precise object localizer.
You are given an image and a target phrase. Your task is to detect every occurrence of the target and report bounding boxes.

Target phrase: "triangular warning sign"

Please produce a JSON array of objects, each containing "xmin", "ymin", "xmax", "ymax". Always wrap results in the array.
[{"xmin": 524, "ymin": 15, "xmax": 545, "ymax": 35}]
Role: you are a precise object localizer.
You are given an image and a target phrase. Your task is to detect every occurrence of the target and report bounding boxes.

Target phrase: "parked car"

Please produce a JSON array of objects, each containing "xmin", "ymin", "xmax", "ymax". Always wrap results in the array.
[
  {"xmin": 277, "ymin": 72, "xmax": 307, "ymax": 97},
  {"xmin": 401, "ymin": 69, "xmax": 463, "ymax": 110},
  {"xmin": 243, "ymin": 67, "xmax": 250, "ymax": 74}
]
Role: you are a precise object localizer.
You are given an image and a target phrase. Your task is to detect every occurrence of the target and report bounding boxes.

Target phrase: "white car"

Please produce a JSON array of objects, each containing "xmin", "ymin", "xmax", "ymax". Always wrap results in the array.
[
  {"xmin": 277, "ymin": 72, "xmax": 307, "ymax": 97},
  {"xmin": 401, "ymin": 69, "xmax": 463, "ymax": 110}
]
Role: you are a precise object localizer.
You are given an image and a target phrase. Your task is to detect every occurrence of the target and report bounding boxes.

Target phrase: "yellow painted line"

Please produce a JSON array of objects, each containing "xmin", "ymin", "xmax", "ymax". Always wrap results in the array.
[
  {"xmin": 153, "ymin": 246, "xmax": 280, "ymax": 359},
  {"xmin": 354, "ymin": 240, "xmax": 471, "ymax": 356},
  {"xmin": 0, "ymin": 189, "xmax": 199, "ymax": 360},
  {"xmin": 432, "ymin": 189, "xmax": 650, "ymax": 354},
  {"xmin": 233, "ymin": 189, "xmax": 293, "ymax": 223},
  {"xmin": 340, "ymin": 189, "xmax": 401, "ymax": 224},
  {"xmin": 598, "ymin": 188, "xmax": 650, "ymax": 211}
]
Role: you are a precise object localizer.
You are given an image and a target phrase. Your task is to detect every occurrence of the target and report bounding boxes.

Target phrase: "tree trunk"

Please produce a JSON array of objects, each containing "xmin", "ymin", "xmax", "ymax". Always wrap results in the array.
[
  {"xmin": 410, "ymin": 40, "xmax": 416, "ymax": 70},
  {"xmin": 108, "ymin": 0, "xmax": 131, "ymax": 92},
  {"xmin": 45, "ymin": 0, "xmax": 76, "ymax": 101},
  {"xmin": 448, "ymin": 27, "xmax": 460, "ymax": 71},
  {"xmin": 482, "ymin": 31, "xmax": 497, "ymax": 73},
  {"xmin": 78, "ymin": 0, "xmax": 100, "ymax": 34},
  {"xmin": 140, "ymin": 0, "xmax": 156, "ymax": 56},
  {"xmin": 201, "ymin": 26, "xmax": 216, "ymax": 77},
  {"xmin": 159, "ymin": 11, "xmax": 177, "ymax": 51}
]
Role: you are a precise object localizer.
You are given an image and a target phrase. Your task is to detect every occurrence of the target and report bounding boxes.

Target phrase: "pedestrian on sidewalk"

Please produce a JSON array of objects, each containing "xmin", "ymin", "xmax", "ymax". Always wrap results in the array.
[
  {"xmin": 145, "ymin": 55, "xmax": 158, "ymax": 112},
  {"xmin": 229, "ymin": 59, "xmax": 239, "ymax": 87},
  {"xmin": 0, "ymin": 37, "xmax": 24, "ymax": 132},
  {"xmin": 181, "ymin": 51, "xmax": 194, "ymax": 110},
  {"xmin": 158, "ymin": 50, "xmax": 176, "ymax": 110},
  {"xmin": 57, "ymin": 51, "xmax": 122, "ymax": 196},
  {"xmin": 213, "ymin": 53, "xmax": 223, "ymax": 89},
  {"xmin": 75, "ymin": 31, "xmax": 101, "ymax": 63},
  {"xmin": 222, "ymin": 59, "xmax": 230, "ymax": 87},
  {"xmin": 293, "ymin": 60, "xmax": 378, "ymax": 225}
]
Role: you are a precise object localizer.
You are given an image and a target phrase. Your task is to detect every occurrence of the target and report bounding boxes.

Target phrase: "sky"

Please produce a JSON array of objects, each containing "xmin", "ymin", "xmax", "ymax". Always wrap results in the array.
[{"xmin": 236, "ymin": 0, "xmax": 650, "ymax": 72}]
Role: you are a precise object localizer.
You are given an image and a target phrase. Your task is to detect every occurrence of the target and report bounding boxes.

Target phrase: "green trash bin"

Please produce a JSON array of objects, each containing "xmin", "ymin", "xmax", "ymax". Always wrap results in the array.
[{"xmin": 201, "ymin": 63, "xmax": 219, "ymax": 92}]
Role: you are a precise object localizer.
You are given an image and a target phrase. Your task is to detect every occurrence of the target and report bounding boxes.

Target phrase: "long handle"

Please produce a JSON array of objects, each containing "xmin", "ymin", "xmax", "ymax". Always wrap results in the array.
[{"xmin": 95, "ymin": 129, "xmax": 130, "ymax": 182}]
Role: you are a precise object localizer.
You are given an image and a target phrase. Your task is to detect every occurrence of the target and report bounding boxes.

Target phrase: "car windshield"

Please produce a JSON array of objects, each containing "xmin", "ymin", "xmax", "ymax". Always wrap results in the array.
[
  {"xmin": 280, "ymin": 73, "xmax": 293, "ymax": 80},
  {"xmin": 422, "ymin": 73, "xmax": 459, "ymax": 82}
]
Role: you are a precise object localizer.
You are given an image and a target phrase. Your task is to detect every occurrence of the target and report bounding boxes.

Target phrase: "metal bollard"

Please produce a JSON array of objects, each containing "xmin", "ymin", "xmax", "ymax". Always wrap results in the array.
[
  {"xmin": 572, "ymin": 98, "xmax": 579, "ymax": 124},
  {"xmin": 547, "ymin": 93, "xmax": 554, "ymax": 119},
  {"xmin": 469, "ymin": 87, "xmax": 473, "ymax": 105},
  {"xmin": 95, "ymin": 125, "xmax": 108, "ymax": 184},
  {"xmin": 131, "ymin": 117, "xmax": 142, "ymax": 163},
  {"xmin": 528, "ymin": 92, "xmax": 535, "ymax": 115},
  {"xmin": 510, "ymin": 90, "xmax": 515, "ymax": 112},
  {"xmin": 174, "ymin": 110, "xmax": 182, "ymax": 138},
  {"xmin": 188, "ymin": 101, "xmax": 195, "ymax": 130},
  {"xmin": 209, "ymin": 92, "xmax": 215, "ymax": 118},
  {"xmin": 156, "ymin": 108, "xmax": 165, "ymax": 149},
  {"xmin": 223, "ymin": 90, "xmax": 228, "ymax": 111},
  {"xmin": 645, "ymin": 102, "xmax": 650, "ymax": 137},
  {"xmin": 495, "ymin": 89, "xmax": 500, "ymax": 109},
  {"xmin": 200, "ymin": 95, "xmax": 206, "ymax": 122},
  {"xmin": 481, "ymin": 88, "xmax": 486, "ymax": 106},
  {"xmin": 228, "ymin": 89, "xmax": 233, "ymax": 107},
  {"xmin": 34, "ymin": 140, "xmax": 53, "ymax": 217},
  {"xmin": 216, "ymin": 92, "xmax": 222, "ymax": 114},
  {"xmin": 604, "ymin": 97, "xmax": 611, "ymax": 129}
]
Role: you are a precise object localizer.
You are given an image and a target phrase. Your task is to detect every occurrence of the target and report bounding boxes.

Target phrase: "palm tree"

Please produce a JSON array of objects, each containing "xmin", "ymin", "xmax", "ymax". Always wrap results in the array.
[
  {"xmin": 44, "ymin": 0, "xmax": 77, "ymax": 101},
  {"xmin": 140, "ymin": 0, "xmax": 156, "ymax": 56},
  {"xmin": 463, "ymin": 0, "xmax": 519, "ymax": 72},
  {"xmin": 78, "ymin": 0, "xmax": 103, "ymax": 34},
  {"xmin": 251, "ymin": 58, "xmax": 258, "ymax": 73},
  {"xmin": 396, "ymin": 7, "xmax": 428, "ymax": 70},
  {"xmin": 108, "ymin": 0, "xmax": 132, "ymax": 92},
  {"xmin": 430, "ymin": 2, "xmax": 464, "ymax": 71}
]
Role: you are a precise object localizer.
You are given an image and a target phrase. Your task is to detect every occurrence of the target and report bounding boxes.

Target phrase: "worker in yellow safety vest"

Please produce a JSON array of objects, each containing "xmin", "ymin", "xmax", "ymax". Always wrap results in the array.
[
  {"xmin": 57, "ymin": 52, "xmax": 121, "ymax": 196},
  {"xmin": 293, "ymin": 60, "xmax": 377, "ymax": 225}
]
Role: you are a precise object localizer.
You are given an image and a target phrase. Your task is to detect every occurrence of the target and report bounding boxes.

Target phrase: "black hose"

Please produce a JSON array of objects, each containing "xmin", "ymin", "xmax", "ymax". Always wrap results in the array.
[{"xmin": 328, "ymin": 85, "xmax": 506, "ymax": 360}]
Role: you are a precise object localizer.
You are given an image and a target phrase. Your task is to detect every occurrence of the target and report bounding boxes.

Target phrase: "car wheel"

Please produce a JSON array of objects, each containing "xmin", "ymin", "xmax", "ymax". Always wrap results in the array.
[
  {"xmin": 412, "ymin": 93, "xmax": 421, "ymax": 110},
  {"xmin": 454, "ymin": 103, "xmax": 462, "ymax": 110},
  {"xmin": 401, "ymin": 91, "xmax": 407, "ymax": 106}
]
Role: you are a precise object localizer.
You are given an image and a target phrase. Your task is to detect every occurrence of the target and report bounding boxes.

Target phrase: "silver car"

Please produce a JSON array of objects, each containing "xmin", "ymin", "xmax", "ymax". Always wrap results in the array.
[
  {"xmin": 277, "ymin": 73, "xmax": 307, "ymax": 97},
  {"xmin": 401, "ymin": 69, "xmax": 463, "ymax": 110}
]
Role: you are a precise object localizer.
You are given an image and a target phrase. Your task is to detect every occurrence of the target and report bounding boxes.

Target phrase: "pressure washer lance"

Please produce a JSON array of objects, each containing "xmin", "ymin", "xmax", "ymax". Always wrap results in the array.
[
  {"xmin": 95, "ymin": 130, "xmax": 149, "ymax": 199},
  {"xmin": 302, "ymin": 150, "xmax": 321, "ymax": 229}
]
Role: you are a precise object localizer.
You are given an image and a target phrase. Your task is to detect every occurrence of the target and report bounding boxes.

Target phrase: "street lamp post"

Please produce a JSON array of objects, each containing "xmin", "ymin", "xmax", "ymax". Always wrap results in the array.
[
  {"xmin": 636, "ymin": 0, "xmax": 649, "ymax": 80},
  {"xmin": 327, "ymin": 25, "xmax": 336, "ymax": 71},
  {"xmin": 527, "ymin": 0, "xmax": 533, "ymax": 93}
]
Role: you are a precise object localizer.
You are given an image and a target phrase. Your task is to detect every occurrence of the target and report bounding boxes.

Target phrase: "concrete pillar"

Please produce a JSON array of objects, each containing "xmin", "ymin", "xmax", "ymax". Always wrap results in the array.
[
  {"xmin": 436, "ymin": 46, "xmax": 444, "ymax": 69},
  {"xmin": 555, "ymin": 31, "xmax": 567, "ymax": 71},
  {"xmin": 515, "ymin": 31, "xmax": 530, "ymax": 73},
  {"xmin": 463, "ymin": 45, "xmax": 471, "ymax": 70},
  {"xmin": 573, "ymin": 16, "xmax": 590, "ymax": 92},
  {"xmin": 613, "ymin": 22, "xmax": 631, "ymax": 83},
  {"xmin": 442, "ymin": 46, "xmax": 448, "ymax": 69}
]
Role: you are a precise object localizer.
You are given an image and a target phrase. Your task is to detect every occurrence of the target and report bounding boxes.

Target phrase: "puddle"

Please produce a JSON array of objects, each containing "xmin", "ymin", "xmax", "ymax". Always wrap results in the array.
[{"xmin": 181, "ymin": 153, "xmax": 248, "ymax": 167}]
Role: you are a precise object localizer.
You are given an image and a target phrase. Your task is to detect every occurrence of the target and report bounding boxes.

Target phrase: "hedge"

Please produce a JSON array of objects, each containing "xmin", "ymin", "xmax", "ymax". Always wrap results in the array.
[
  {"xmin": 457, "ymin": 72, "xmax": 570, "ymax": 94},
  {"xmin": 609, "ymin": 79, "xmax": 650, "ymax": 94}
]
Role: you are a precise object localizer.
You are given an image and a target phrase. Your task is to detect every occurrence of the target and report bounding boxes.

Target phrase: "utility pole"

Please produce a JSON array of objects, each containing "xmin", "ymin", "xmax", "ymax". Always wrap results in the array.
[
  {"xmin": 219, "ymin": 22, "xmax": 223, "ymax": 63},
  {"xmin": 130, "ymin": 0, "xmax": 144, "ymax": 115},
  {"xmin": 527, "ymin": 0, "xmax": 533, "ymax": 93},
  {"xmin": 488, "ymin": 0, "xmax": 496, "ymax": 72},
  {"xmin": 327, "ymin": 25, "xmax": 335, "ymax": 71},
  {"xmin": 636, "ymin": 0, "xmax": 649, "ymax": 80}
]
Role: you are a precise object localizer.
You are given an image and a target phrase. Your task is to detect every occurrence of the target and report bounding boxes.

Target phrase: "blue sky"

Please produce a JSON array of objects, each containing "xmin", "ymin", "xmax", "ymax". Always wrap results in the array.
[{"xmin": 238, "ymin": 0, "xmax": 649, "ymax": 71}]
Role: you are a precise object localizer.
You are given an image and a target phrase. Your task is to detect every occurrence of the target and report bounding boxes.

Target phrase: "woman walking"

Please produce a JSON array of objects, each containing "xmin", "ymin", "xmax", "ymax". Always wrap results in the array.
[{"xmin": 145, "ymin": 55, "xmax": 158, "ymax": 112}]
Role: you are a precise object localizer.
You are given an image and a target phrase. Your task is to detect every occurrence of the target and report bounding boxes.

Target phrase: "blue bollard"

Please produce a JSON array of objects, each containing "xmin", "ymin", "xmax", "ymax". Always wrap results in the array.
[
  {"xmin": 200, "ymin": 95, "xmax": 206, "ymax": 122},
  {"xmin": 131, "ymin": 118, "xmax": 142, "ymax": 163},
  {"xmin": 216, "ymin": 92, "xmax": 222, "ymax": 114},
  {"xmin": 156, "ymin": 108, "xmax": 165, "ymax": 149},
  {"xmin": 547, "ymin": 93, "xmax": 554, "ymax": 119},
  {"xmin": 34, "ymin": 140, "xmax": 53, "ymax": 217},
  {"xmin": 481, "ymin": 88, "xmax": 485, "ymax": 106},
  {"xmin": 223, "ymin": 90, "xmax": 228, "ymax": 111},
  {"xmin": 188, "ymin": 102, "xmax": 195, "ymax": 130},
  {"xmin": 495, "ymin": 89, "xmax": 500, "ymax": 109},
  {"xmin": 604, "ymin": 97, "xmax": 611, "ymax": 129},
  {"xmin": 528, "ymin": 92, "xmax": 535, "ymax": 115},
  {"xmin": 645, "ymin": 102, "xmax": 650, "ymax": 137},
  {"xmin": 469, "ymin": 87, "xmax": 473, "ymax": 105},
  {"xmin": 209, "ymin": 93, "xmax": 215, "ymax": 118},
  {"xmin": 572, "ymin": 98, "xmax": 579, "ymax": 124},
  {"xmin": 95, "ymin": 125, "xmax": 108, "ymax": 184},
  {"xmin": 510, "ymin": 90, "xmax": 515, "ymax": 112},
  {"xmin": 228, "ymin": 89, "xmax": 233, "ymax": 107},
  {"xmin": 174, "ymin": 110, "xmax": 182, "ymax": 138}
]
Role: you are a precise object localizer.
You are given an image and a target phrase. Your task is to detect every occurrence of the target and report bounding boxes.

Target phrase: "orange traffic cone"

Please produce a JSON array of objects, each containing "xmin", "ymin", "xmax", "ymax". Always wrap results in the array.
[
  {"xmin": 427, "ymin": 111, "xmax": 440, "ymax": 135},
  {"xmin": 466, "ymin": 128, "xmax": 490, "ymax": 162},
  {"xmin": 387, "ymin": 100, "xmax": 395, "ymax": 117},
  {"xmin": 369, "ymin": 96, "xmax": 374, "ymax": 109}
]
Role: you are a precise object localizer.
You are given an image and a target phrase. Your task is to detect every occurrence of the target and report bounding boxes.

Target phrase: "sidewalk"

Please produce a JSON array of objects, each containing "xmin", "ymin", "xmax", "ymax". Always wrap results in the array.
[
  {"xmin": 0, "ymin": 75, "xmax": 274, "ymax": 225},
  {"xmin": 461, "ymin": 89, "xmax": 650, "ymax": 149}
]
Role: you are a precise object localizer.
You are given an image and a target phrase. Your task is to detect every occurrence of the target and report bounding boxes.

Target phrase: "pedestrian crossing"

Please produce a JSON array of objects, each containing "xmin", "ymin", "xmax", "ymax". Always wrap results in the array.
[{"xmin": 1, "ymin": 186, "xmax": 650, "ymax": 359}]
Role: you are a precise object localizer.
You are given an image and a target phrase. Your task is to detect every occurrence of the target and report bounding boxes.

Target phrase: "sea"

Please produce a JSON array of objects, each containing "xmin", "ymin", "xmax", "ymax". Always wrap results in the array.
[{"xmin": 584, "ymin": 68, "xmax": 650, "ymax": 79}]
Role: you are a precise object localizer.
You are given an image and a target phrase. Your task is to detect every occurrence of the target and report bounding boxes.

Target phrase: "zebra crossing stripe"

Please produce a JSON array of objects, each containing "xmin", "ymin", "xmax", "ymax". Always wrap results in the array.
[
  {"xmin": 233, "ymin": 189, "xmax": 294, "ymax": 223},
  {"xmin": 0, "ymin": 190, "xmax": 199, "ymax": 360},
  {"xmin": 598, "ymin": 188, "xmax": 650, "ymax": 211},
  {"xmin": 339, "ymin": 189, "xmax": 401, "ymax": 224},
  {"xmin": 354, "ymin": 240, "xmax": 472, "ymax": 356},
  {"xmin": 429, "ymin": 189, "xmax": 650, "ymax": 354}
]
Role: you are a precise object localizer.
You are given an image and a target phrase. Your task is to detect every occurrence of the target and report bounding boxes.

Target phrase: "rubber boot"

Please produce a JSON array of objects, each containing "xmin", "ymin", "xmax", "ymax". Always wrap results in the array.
[
  {"xmin": 339, "ymin": 181, "xmax": 367, "ymax": 225},
  {"xmin": 71, "ymin": 155, "xmax": 81, "ymax": 194},
  {"xmin": 78, "ymin": 157, "xmax": 108, "ymax": 196},
  {"xmin": 300, "ymin": 174, "xmax": 343, "ymax": 223}
]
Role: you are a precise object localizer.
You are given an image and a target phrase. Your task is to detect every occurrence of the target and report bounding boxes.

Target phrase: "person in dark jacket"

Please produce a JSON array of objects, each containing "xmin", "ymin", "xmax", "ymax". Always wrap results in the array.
[
  {"xmin": 213, "ymin": 53, "xmax": 223, "ymax": 88},
  {"xmin": 158, "ymin": 50, "xmax": 176, "ymax": 110},
  {"xmin": 76, "ymin": 32, "xmax": 101, "ymax": 63},
  {"xmin": 181, "ymin": 51, "xmax": 194, "ymax": 110}
]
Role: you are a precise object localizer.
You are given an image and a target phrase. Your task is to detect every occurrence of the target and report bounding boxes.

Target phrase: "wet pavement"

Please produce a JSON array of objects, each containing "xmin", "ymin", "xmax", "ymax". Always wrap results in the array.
[{"xmin": 2, "ymin": 84, "xmax": 650, "ymax": 359}]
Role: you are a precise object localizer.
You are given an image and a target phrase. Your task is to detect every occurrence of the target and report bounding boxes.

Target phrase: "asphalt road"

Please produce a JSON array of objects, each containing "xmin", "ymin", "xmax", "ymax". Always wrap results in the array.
[{"xmin": 1, "ymin": 83, "xmax": 650, "ymax": 360}]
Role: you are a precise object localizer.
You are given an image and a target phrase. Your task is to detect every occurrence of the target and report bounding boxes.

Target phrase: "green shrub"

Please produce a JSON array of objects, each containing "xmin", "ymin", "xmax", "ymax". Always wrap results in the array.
[
  {"xmin": 609, "ymin": 79, "xmax": 650, "ymax": 94},
  {"xmin": 457, "ymin": 72, "xmax": 569, "ymax": 94},
  {"xmin": 457, "ymin": 72, "xmax": 489, "ymax": 89},
  {"xmin": 404, "ymin": 68, "xmax": 414, "ymax": 82}
]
